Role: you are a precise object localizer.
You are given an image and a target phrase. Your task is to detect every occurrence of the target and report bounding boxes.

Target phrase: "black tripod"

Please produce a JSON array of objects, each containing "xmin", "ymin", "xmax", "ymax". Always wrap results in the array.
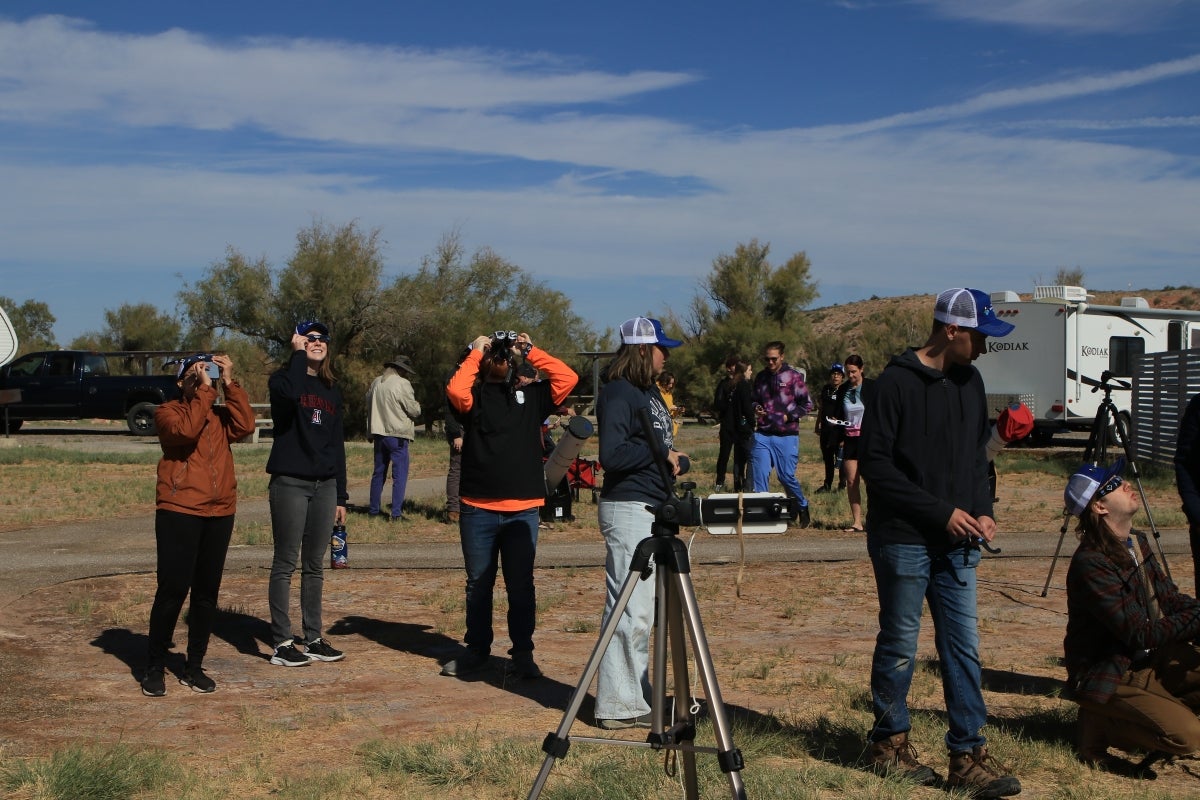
[
  {"xmin": 1041, "ymin": 371, "xmax": 1169, "ymax": 597},
  {"xmin": 527, "ymin": 411, "xmax": 747, "ymax": 800}
]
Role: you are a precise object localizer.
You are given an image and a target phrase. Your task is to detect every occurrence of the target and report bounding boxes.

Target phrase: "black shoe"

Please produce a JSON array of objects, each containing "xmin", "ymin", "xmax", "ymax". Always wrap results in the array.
[
  {"xmin": 304, "ymin": 637, "xmax": 345, "ymax": 662},
  {"xmin": 505, "ymin": 652, "xmax": 543, "ymax": 680},
  {"xmin": 180, "ymin": 665, "xmax": 216, "ymax": 693},
  {"xmin": 815, "ymin": 484, "xmax": 831, "ymax": 494},
  {"xmin": 798, "ymin": 505, "xmax": 811, "ymax": 529},
  {"xmin": 270, "ymin": 641, "xmax": 312, "ymax": 667},
  {"xmin": 440, "ymin": 650, "xmax": 489, "ymax": 677},
  {"xmin": 141, "ymin": 666, "xmax": 166, "ymax": 697}
]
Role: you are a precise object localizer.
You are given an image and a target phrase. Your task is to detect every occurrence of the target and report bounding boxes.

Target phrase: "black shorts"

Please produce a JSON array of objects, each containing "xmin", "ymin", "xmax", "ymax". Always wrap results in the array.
[{"xmin": 842, "ymin": 436, "xmax": 860, "ymax": 461}]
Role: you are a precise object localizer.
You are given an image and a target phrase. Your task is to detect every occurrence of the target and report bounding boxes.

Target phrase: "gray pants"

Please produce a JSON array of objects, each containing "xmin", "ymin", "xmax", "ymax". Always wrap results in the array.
[{"xmin": 268, "ymin": 474, "xmax": 336, "ymax": 646}]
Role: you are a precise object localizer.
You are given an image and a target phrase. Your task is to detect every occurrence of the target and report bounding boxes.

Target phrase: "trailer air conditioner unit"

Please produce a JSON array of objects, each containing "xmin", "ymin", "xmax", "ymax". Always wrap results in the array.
[{"xmin": 1033, "ymin": 285, "xmax": 1088, "ymax": 303}]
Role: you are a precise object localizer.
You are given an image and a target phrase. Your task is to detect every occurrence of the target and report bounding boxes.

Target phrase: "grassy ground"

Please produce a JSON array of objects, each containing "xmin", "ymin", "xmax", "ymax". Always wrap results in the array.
[{"xmin": 2, "ymin": 423, "xmax": 1197, "ymax": 799}]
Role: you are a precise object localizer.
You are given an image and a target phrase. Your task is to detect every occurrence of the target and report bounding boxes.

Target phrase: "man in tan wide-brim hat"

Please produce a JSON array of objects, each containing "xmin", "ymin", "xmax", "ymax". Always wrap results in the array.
[{"xmin": 366, "ymin": 355, "xmax": 421, "ymax": 521}]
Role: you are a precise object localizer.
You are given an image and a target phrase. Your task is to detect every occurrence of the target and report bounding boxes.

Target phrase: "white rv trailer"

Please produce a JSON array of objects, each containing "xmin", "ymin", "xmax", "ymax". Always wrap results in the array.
[{"xmin": 976, "ymin": 286, "xmax": 1200, "ymax": 444}]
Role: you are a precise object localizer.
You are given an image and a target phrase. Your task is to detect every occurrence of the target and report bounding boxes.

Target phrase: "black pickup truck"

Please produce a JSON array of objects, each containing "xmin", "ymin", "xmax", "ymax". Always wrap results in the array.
[{"xmin": 0, "ymin": 350, "xmax": 180, "ymax": 435}]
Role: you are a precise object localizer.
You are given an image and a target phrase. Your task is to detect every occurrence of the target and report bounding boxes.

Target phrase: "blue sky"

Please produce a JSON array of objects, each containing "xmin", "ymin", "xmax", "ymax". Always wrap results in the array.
[{"xmin": 2, "ymin": 1, "xmax": 1199, "ymax": 344}]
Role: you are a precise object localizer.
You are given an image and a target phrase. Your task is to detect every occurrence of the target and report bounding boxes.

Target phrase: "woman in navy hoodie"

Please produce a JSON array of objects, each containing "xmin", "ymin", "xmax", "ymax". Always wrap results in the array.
[
  {"xmin": 593, "ymin": 316, "xmax": 688, "ymax": 730},
  {"xmin": 265, "ymin": 321, "xmax": 348, "ymax": 668}
]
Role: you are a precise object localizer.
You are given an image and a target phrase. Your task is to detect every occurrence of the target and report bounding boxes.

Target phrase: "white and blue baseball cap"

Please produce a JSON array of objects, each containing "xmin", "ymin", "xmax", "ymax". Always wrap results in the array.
[
  {"xmin": 1064, "ymin": 458, "xmax": 1125, "ymax": 517},
  {"xmin": 934, "ymin": 288, "xmax": 1015, "ymax": 338}
]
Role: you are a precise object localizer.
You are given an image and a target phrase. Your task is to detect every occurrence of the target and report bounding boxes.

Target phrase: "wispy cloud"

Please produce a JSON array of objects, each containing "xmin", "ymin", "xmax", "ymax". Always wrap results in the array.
[
  {"xmin": 804, "ymin": 53, "xmax": 1200, "ymax": 138},
  {"xmin": 0, "ymin": 12, "xmax": 1197, "ymax": 341},
  {"xmin": 915, "ymin": 0, "xmax": 1188, "ymax": 34},
  {"xmin": 0, "ymin": 16, "xmax": 698, "ymax": 130}
]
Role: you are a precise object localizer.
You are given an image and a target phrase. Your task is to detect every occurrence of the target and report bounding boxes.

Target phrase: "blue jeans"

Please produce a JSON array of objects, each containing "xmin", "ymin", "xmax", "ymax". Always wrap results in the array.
[
  {"xmin": 268, "ymin": 475, "xmax": 337, "ymax": 646},
  {"xmin": 596, "ymin": 499, "xmax": 656, "ymax": 720},
  {"xmin": 369, "ymin": 436, "xmax": 410, "ymax": 518},
  {"xmin": 458, "ymin": 503, "xmax": 539, "ymax": 656},
  {"xmin": 868, "ymin": 537, "xmax": 987, "ymax": 753},
  {"xmin": 750, "ymin": 433, "xmax": 807, "ymax": 506}
]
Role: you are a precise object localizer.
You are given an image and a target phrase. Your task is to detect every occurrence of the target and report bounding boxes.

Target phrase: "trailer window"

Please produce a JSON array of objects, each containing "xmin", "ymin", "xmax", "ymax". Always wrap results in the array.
[
  {"xmin": 1169, "ymin": 321, "xmax": 1184, "ymax": 351},
  {"xmin": 1109, "ymin": 336, "xmax": 1145, "ymax": 377}
]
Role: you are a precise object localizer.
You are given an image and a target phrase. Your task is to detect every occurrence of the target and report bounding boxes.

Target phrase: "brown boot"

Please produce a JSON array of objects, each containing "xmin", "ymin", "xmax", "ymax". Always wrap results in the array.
[
  {"xmin": 1077, "ymin": 708, "xmax": 1163, "ymax": 778},
  {"xmin": 868, "ymin": 732, "xmax": 938, "ymax": 785},
  {"xmin": 447, "ymin": 511, "xmax": 460, "ymax": 524},
  {"xmin": 946, "ymin": 746, "xmax": 1021, "ymax": 798},
  {"xmin": 1077, "ymin": 707, "xmax": 1111, "ymax": 765}
]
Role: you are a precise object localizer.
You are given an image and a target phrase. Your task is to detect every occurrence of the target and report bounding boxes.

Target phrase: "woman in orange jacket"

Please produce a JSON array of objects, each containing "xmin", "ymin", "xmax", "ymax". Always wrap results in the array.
[{"xmin": 141, "ymin": 353, "xmax": 255, "ymax": 697}]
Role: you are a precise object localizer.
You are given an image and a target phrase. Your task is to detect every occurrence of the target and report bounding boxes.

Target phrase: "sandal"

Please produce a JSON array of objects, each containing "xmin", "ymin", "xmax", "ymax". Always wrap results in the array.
[{"xmin": 843, "ymin": 525, "xmax": 865, "ymax": 533}]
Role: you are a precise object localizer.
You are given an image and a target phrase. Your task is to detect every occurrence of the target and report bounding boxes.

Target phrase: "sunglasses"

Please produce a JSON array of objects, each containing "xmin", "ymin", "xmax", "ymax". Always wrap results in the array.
[
  {"xmin": 305, "ymin": 334, "xmax": 331, "ymax": 343},
  {"xmin": 763, "ymin": 356, "xmax": 781, "ymax": 363}
]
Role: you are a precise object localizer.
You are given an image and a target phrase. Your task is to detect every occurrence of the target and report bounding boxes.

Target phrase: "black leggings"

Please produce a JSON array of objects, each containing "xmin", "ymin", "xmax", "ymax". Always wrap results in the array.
[{"xmin": 147, "ymin": 509, "xmax": 234, "ymax": 669}]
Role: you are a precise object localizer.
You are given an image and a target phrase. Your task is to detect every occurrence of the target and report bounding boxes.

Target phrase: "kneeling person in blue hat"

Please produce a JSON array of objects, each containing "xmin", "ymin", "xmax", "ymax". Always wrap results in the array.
[{"xmin": 1064, "ymin": 458, "xmax": 1200, "ymax": 776}]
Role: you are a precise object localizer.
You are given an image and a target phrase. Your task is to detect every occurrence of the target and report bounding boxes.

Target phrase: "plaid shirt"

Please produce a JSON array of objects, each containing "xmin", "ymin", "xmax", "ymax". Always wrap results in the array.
[{"xmin": 1063, "ymin": 531, "xmax": 1200, "ymax": 704}]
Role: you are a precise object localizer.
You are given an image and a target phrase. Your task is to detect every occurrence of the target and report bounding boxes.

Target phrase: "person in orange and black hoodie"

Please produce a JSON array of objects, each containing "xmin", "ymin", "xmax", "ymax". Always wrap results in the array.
[
  {"xmin": 265, "ymin": 321, "xmax": 349, "ymax": 668},
  {"xmin": 440, "ymin": 330, "xmax": 577, "ymax": 680},
  {"xmin": 141, "ymin": 352, "xmax": 256, "ymax": 697}
]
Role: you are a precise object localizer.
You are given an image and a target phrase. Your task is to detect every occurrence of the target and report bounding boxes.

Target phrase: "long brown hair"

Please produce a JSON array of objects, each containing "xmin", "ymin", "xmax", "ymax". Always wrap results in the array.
[
  {"xmin": 607, "ymin": 343, "xmax": 657, "ymax": 390},
  {"xmin": 1076, "ymin": 507, "xmax": 1134, "ymax": 568}
]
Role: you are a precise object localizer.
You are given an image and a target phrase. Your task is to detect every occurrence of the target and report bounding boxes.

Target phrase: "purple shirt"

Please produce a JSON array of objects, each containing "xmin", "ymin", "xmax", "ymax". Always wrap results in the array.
[{"xmin": 752, "ymin": 363, "xmax": 813, "ymax": 436}]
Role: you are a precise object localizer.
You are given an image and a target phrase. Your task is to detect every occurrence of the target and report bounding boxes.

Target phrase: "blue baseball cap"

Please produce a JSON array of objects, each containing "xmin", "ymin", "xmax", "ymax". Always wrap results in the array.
[
  {"xmin": 171, "ymin": 353, "xmax": 214, "ymax": 380},
  {"xmin": 831, "ymin": 363, "xmax": 844, "ymax": 374},
  {"xmin": 620, "ymin": 317, "xmax": 682, "ymax": 348},
  {"xmin": 934, "ymin": 288, "xmax": 1015, "ymax": 338},
  {"xmin": 1064, "ymin": 458, "xmax": 1125, "ymax": 516},
  {"xmin": 296, "ymin": 320, "xmax": 329, "ymax": 338}
]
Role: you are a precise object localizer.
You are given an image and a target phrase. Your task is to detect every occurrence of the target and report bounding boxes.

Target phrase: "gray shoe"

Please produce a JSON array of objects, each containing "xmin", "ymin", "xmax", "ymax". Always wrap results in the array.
[
  {"xmin": 440, "ymin": 650, "xmax": 489, "ymax": 677},
  {"xmin": 596, "ymin": 713, "xmax": 652, "ymax": 730}
]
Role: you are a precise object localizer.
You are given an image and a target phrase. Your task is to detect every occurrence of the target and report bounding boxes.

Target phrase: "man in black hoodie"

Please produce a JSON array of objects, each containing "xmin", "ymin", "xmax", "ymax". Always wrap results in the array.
[{"xmin": 860, "ymin": 288, "xmax": 1022, "ymax": 799}]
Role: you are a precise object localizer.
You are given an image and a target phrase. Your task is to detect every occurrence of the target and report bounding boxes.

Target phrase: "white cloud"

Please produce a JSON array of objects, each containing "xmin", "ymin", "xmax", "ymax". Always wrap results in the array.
[
  {"xmin": 0, "ymin": 16, "xmax": 698, "ymax": 132},
  {"xmin": 915, "ymin": 0, "xmax": 1188, "ymax": 34},
  {"xmin": 0, "ymin": 13, "xmax": 1198, "ymax": 342}
]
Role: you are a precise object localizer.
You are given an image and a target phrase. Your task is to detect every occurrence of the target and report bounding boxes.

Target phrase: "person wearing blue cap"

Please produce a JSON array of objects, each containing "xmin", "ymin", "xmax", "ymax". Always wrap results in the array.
[
  {"xmin": 860, "ymin": 288, "xmax": 1021, "ymax": 796},
  {"xmin": 1064, "ymin": 458, "xmax": 1200, "ymax": 776},
  {"xmin": 264, "ymin": 320, "xmax": 349, "ymax": 667},
  {"xmin": 142, "ymin": 353, "xmax": 255, "ymax": 696},
  {"xmin": 593, "ymin": 316, "xmax": 688, "ymax": 729}
]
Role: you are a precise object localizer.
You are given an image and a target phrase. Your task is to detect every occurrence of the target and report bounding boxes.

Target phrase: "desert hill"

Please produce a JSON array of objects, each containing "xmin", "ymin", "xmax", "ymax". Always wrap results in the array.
[{"xmin": 806, "ymin": 285, "xmax": 1200, "ymax": 357}]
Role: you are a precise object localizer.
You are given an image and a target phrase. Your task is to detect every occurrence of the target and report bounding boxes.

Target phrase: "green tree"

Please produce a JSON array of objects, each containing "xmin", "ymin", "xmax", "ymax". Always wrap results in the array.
[
  {"xmin": 369, "ymin": 231, "xmax": 601, "ymax": 431},
  {"xmin": 178, "ymin": 219, "xmax": 386, "ymax": 434},
  {"xmin": 70, "ymin": 302, "xmax": 181, "ymax": 352},
  {"xmin": 0, "ymin": 296, "xmax": 57, "ymax": 354},
  {"xmin": 670, "ymin": 240, "xmax": 819, "ymax": 415}
]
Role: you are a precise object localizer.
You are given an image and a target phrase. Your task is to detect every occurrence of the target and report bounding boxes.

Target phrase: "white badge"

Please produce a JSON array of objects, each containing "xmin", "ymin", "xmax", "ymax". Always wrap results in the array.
[{"xmin": 515, "ymin": 390, "xmax": 526, "ymax": 405}]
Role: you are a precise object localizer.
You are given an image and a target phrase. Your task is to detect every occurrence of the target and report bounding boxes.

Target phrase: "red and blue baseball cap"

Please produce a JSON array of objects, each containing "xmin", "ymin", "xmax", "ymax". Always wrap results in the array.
[
  {"xmin": 934, "ymin": 288, "xmax": 1015, "ymax": 338},
  {"xmin": 1064, "ymin": 458, "xmax": 1125, "ymax": 517}
]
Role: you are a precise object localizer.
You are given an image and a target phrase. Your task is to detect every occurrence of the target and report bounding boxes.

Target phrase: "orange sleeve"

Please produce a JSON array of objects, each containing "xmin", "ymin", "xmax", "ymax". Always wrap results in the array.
[
  {"xmin": 447, "ymin": 349, "xmax": 483, "ymax": 414},
  {"xmin": 527, "ymin": 347, "xmax": 578, "ymax": 406}
]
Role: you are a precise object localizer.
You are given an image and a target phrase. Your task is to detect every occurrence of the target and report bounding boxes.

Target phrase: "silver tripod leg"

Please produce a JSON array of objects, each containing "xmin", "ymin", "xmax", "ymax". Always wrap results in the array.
[
  {"xmin": 528, "ymin": 534, "xmax": 747, "ymax": 800},
  {"xmin": 527, "ymin": 560, "xmax": 648, "ymax": 799},
  {"xmin": 668, "ymin": 568, "xmax": 746, "ymax": 799}
]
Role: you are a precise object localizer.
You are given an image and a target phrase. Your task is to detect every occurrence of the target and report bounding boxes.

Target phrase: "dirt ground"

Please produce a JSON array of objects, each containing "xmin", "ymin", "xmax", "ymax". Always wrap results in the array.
[
  {"xmin": 4, "ymin": 544, "xmax": 1200, "ymax": 797},
  {"xmin": 4, "ymin": 423, "xmax": 1200, "ymax": 797}
]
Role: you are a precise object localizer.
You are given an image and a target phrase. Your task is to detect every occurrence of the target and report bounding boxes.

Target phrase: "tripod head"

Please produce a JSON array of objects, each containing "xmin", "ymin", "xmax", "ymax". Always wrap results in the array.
[
  {"xmin": 1092, "ymin": 369, "xmax": 1131, "ymax": 399},
  {"xmin": 637, "ymin": 407, "xmax": 701, "ymax": 530}
]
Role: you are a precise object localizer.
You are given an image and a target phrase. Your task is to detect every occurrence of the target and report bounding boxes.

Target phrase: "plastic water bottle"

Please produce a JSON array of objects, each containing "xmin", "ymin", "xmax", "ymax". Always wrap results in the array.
[{"xmin": 331, "ymin": 524, "xmax": 348, "ymax": 569}]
